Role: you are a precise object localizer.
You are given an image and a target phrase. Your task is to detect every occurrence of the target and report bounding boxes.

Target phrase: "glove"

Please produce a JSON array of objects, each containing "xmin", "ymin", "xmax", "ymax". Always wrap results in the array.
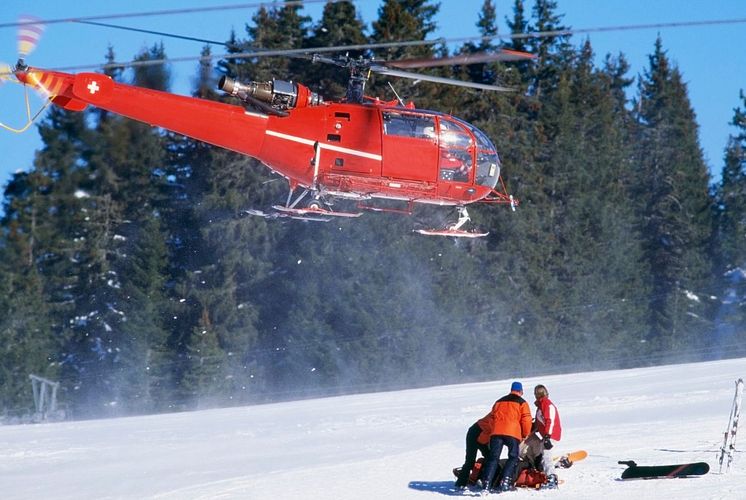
[{"xmin": 543, "ymin": 435, "xmax": 554, "ymax": 450}]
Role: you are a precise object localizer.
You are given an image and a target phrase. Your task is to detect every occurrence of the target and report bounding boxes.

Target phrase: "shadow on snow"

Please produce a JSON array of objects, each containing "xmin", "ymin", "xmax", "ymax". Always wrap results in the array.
[{"xmin": 407, "ymin": 480, "xmax": 480, "ymax": 497}]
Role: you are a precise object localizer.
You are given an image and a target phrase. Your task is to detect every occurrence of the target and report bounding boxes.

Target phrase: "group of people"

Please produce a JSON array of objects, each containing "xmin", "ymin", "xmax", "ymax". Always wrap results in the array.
[{"xmin": 455, "ymin": 381, "xmax": 562, "ymax": 492}]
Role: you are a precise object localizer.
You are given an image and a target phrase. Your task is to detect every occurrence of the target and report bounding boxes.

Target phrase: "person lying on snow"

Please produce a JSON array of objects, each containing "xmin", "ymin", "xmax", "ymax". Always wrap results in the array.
[{"xmin": 455, "ymin": 456, "xmax": 552, "ymax": 490}]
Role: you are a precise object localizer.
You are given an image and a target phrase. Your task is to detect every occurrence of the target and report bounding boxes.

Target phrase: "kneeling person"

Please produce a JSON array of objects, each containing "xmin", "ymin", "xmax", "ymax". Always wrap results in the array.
[
  {"xmin": 521, "ymin": 384, "xmax": 562, "ymax": 489},
  {"xmin": 455, "ymin": 412, "xmax": 492, "ymax": 488}
]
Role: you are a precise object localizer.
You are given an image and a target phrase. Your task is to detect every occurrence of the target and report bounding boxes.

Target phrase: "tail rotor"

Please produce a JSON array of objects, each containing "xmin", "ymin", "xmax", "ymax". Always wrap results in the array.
[
  {"xmin": 16, "ymin": 15, "xmax": 45, "ymax": 69},
  {"xmin": 1, "ymin": 15, "xmax": 56, "ymax": 133},
  {"xmin": 11, "ymin": 15, "xmax": 54, "ymax": 96},
  {"xmin": 1, "ymin": 15, "xmax": 46, "ymax": 86}
]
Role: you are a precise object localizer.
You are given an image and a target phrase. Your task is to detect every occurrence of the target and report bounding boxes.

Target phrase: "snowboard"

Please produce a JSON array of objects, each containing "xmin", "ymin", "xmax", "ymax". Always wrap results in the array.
[{"xmin": 618, "ymin": 460, "xmax": 710, "ymax": 480}]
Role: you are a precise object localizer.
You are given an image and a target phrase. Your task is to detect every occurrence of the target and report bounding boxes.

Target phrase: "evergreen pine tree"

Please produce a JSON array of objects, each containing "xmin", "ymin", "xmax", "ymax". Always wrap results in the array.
[
  {"xmin": 238, "ymin": 3, "xmax": 310, "ymax": 82},
  {"xmin": 370, "ymin": 0, "xmax": 439, "ymax": 61},
  {"xmin": 718, "ymin": 90, "xmax": 746, "ymax": 271},
  {"xmin": 164, "ymin": 36, "xmax": 283, "ymax": 405},
  {"xmin": 632, "ymin": 37, "xmax": 716, "ymax": 354},
  {"xmin": 540, "ymin": 40, "xmax": 649, "ymax": 366},
  {"xmin": 0, "ymin": 171, "xmax": 59, "ymax": 414},
  {"xmin": 115, "ymin": 214, "xmax": 171, "ymax": 413},
  {"xmin": 132, "ymin": 43, "xmax": 171, "ymax": 91},
  {"xmin": 44, "ymin": 44, "xmax": 174, "ymax": 417},
  {"xmin": 714, "ymin": 90, "xmax": 746, "ymax": 351},
  {"xmin": 24, "ymin": 105, "xmax": 113, "ymax": 417},
  {"xmin": 526, "ymin": 0, "xmax": 572, "ymax": 97},
  {"xmin": 506, "ymin": 0, "xmax": 529, "ymax": 53},
  {"xmin": 454, "ymin": 0, "xmax": 502, "ymax": 86},
  {"xmin": 303, "ymin": 1, "xmax": 368, "ymax": 100},
  {"xmin": 180, "ymin": 306, "xmax": 227, "ymax": 407}
]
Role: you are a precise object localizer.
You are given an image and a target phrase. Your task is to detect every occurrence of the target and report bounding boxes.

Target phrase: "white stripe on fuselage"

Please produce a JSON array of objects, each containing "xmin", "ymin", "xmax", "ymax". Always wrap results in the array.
[{"xmin": 265, "ymin": 129, "xmax": 382, "ymax": 161}]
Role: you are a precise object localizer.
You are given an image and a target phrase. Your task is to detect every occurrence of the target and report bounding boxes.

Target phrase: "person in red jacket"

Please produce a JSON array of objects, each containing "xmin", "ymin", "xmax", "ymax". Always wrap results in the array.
[
  {"xmin": 479, "ymin": 381, "xmax": 533, "ymax": 492},
  {"xmin": 454, "ymin": 412, "xmax": 493, "ymax": 488},
  {"xmin": 520, "ymin": 384, "xmax": 562, "ymax": 489}
]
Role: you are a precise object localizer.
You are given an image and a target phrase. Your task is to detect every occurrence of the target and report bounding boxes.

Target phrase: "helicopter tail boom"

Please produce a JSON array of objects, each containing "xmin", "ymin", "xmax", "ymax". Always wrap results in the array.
[{"xmin": 15, "ymin": 67, "xmax": 268, "ymax": 158}]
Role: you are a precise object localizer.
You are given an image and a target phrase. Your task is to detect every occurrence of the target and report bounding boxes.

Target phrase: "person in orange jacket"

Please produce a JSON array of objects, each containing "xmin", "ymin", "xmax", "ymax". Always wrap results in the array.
[
  {"xmin": 454, "ymin": 412, "xmax": 493, "ymax": 488},
  {"xmin": 479, "ymin": 381, "xmax": 533, "ymax": 492}
]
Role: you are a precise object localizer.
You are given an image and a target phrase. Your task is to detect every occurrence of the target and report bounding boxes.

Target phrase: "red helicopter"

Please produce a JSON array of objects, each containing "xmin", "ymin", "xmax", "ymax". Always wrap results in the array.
[{"xmin": 4, "ymin": 19, "xmax": 531, "ymax": 237}]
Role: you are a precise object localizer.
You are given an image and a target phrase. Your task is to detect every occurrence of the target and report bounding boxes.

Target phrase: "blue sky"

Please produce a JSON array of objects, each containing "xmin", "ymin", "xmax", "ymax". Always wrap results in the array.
[{"xmin": 1, "ymin": 0, "xmax": 744, "ymax": 190}]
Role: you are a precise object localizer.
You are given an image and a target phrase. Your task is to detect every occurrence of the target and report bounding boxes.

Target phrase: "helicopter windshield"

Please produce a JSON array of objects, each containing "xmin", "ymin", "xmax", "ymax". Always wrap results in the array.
[
  {"xmin": 453, "ymin": 118, "xmax": 501, "ymax": 189},
  {"xmin": 437, "ymin": 119, "xmax": 473, "ymax": 182}
]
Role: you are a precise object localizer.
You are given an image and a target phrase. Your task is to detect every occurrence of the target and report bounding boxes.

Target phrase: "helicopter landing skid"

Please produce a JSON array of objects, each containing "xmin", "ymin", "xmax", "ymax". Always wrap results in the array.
[
  {"xmin": 414, "ymin": 228, "xmax": 489, "ymax": 238},
  {"xmin": 414, "ymin": 207, "xmax": 488, "ymax": 238},
  {"xmin": 243, "ymin": 208, "xmax": 334, "ymax": 222},
  {"xmin": 272, "ymin": 205, "xmax": 363, "ymax": 219}
]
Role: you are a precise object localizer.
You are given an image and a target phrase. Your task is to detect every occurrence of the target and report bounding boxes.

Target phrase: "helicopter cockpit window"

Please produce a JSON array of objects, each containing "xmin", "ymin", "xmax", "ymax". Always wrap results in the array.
[
  {"xmin": 470, "ymin": 125, "xmax": 495, "ymax": 152},
  {"xmin": 438, "ymin": 120, "xmax": 473, "ymax": 149},
  {"xmin": 438, "ymin": 119, "xmax": 473, "ymax": 182},
  {"xmin": 454, "ymin": 118, "xmax": 500, "ymax": 189},
  {"xmin": 382, "ymin": 112, "xmax": 436, "ymax": 140},
  {"xmin": 475, "ymin": 150, "xmax": 500, "ymax": 187}
]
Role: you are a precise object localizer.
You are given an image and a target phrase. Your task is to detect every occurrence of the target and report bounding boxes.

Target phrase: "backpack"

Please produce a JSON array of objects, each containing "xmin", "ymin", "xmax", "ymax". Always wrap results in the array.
[
  {"xmin": 515, "ymin": 468, "xmax": 548, "ymax": 488},
  {"xmin": 461, "ymin": 458, "xmax": 548, "ymax": 488}
]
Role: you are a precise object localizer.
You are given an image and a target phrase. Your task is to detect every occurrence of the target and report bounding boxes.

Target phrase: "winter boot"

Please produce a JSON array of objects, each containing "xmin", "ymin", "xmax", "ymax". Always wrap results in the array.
[
  {"xmin": 454, "ymin": 471, "xmax": 468, "ymax": 489},
  {"xmin": 540, "ymin": 473, "xmax": 559, "ymax": 490},
  {"xmin": 498, "ymin": 477, "xmax": 516, "ymax": 492}
]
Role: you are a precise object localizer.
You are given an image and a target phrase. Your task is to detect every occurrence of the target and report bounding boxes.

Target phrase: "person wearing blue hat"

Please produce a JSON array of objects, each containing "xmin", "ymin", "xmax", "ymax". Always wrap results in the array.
[{"xmin": 479, "ymin": 381, "xmax": 533, "ymax": 492}]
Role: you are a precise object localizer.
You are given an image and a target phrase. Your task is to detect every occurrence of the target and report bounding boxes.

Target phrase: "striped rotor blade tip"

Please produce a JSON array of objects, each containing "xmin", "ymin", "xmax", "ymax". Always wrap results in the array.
[{"xmin": 18, "ymin": 15, "xmax": 46, "ymax": 57}]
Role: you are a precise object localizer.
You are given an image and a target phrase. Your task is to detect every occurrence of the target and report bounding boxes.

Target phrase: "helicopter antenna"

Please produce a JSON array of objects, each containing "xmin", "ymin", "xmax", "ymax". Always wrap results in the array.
[{"xmin": 387, "ymin": 82, "xmax": 405, "ymax": 107}]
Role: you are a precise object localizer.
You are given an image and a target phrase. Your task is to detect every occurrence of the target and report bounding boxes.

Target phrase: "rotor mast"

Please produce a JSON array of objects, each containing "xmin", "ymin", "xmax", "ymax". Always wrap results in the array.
[{"xmin": 311, "ymin": 54, "xmax": 372, "ymax": 104}]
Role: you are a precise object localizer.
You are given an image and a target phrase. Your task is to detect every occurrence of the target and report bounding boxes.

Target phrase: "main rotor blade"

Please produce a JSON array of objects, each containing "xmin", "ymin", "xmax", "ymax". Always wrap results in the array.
[
  {"xmin": 370, "ymin": 65, "xmax": 515, "ymax": 92},
  {"xmin": 389, "ymin": 49, "xmax": 535, "ymax": 69}
]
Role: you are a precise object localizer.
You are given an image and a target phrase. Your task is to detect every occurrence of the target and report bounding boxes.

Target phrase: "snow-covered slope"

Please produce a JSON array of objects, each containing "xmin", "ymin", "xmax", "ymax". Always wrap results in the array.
[{"xmin": 2, "ymin": 358, "xmax": 745, "ymax": 499}]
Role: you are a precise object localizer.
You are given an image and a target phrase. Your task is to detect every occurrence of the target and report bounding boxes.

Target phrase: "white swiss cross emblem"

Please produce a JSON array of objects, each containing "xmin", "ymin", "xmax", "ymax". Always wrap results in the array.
[{"xmin": 87, "ymin": 80, "xmax": 100, "ymax": 95}]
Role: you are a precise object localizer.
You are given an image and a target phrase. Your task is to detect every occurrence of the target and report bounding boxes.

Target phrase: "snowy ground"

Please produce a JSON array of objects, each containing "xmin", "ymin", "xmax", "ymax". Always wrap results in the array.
[{"xmin": 1, "ymin": 358, "xmax": 745, "ymax": 500}]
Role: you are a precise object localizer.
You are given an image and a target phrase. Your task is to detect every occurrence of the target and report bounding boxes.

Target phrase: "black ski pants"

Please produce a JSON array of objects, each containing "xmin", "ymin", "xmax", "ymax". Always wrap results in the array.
[{"xmin": 456, "ymin": 422, "xmax": 490, "ymax": 486}]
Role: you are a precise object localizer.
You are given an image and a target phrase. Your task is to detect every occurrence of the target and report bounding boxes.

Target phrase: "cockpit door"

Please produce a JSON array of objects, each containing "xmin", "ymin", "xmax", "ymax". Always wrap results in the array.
[{"xmin": 381, "ymin": 111, "xmax": 438, "ymax": 181}]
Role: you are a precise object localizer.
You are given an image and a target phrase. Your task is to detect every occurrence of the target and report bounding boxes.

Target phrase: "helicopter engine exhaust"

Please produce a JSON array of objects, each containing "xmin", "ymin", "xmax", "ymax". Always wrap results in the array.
[{"xmin": 219, "ymin": 76, "xmax": 323, "ymax": 116}]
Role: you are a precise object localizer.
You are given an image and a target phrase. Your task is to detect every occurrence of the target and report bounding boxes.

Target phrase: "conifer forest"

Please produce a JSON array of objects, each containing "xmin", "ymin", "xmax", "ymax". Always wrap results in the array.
[{"xmin": 1, "ymin": 0, "xmax": 745, "ymax": 419}]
